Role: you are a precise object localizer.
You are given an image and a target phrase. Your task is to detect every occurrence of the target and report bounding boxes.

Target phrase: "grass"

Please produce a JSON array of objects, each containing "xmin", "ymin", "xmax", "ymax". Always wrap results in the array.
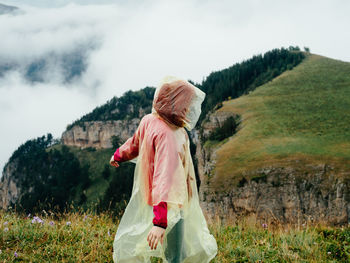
[
  {"xmin": 0, "ymin": 205, "xmax": 121, "ymax": 262},
  {"xmin": 210, "ymin": 54, "xmax": 350, "ymax": 190},
  {"xmin": 1, "ymin": 207, "xmax": 349, "ymax": 262}
]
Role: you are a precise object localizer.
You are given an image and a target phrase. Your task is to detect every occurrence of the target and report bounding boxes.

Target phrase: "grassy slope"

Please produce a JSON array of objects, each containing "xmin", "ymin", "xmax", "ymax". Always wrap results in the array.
[
  {"xmin": 1, "ymin": 209, "xmax": 349, "ymax": 262},
  {"xmin": 211, "ymin": 54, "xmax": 350, "ymax": 190}
]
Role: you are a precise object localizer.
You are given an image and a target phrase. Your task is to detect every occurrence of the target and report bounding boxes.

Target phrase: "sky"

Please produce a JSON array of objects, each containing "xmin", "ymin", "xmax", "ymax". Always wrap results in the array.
[{"xmin": 0, "ymin": 0, "xmax": 349, "ymax": 177}]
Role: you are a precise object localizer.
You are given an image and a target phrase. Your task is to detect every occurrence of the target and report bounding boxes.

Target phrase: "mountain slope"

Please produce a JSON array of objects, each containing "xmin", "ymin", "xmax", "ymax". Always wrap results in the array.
[
  {"xmin": 194, "ymin": 54, "xmax": 350, "ymax": 226},
  {"xmin": 209, "ymin": 54, "xmax": 350, "ymax": 190}
]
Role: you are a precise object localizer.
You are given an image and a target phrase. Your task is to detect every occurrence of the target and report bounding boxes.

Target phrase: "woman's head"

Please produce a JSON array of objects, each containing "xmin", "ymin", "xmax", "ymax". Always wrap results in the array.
[{"xmin": 152, "ymin": 76, "xmax": 206, "ymax": 130}]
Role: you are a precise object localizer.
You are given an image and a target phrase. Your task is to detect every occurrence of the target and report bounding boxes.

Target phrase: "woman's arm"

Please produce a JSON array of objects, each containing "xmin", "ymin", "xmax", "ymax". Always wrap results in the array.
[
  {"xmin": 113, "ymin": 148, "xmax": 123, "ymax": 162},
  {"xmin": 113, "ymin": 119, "xmax": 143, "ymax": 163}
]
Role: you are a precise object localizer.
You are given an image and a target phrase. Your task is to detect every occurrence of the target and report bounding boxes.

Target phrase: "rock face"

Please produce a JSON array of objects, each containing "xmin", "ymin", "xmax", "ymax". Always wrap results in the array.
[
  {"xmin": 61, "ymin": 118, "xmax": 141, "ymax": 149},
  {"xmin": 200, "ymin": 109, "xmax": 238, "ymax": 138},
  {"xmin": 195, "ymin": 111, "xmax": 350, "ymax": 227},
  {"xmin": 61, "ymin": 103, "xmax": 149, "ymax": 149},
  {"xmin": 199, "ymin": 164, "xmax": 350, "ymax": 227},
  {"xmin": 195, "ymin": 109, "xmax": 238, "ymax": 190},
  {"xmin": 0, "ymin": 159, "xmax": 20, "ymax": 210}
]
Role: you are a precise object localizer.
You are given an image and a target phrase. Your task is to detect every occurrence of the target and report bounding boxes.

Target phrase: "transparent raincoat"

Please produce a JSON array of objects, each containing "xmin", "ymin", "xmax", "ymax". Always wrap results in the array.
[{"xmin": 112, "ymin": 76, "xmax": 218, "ymax": 263}]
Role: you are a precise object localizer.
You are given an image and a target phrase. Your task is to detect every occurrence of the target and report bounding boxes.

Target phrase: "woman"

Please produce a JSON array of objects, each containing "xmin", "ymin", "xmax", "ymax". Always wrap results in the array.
[{"xmin": 110, "ymin": 76, "xmax": 217, "ymax": 263}]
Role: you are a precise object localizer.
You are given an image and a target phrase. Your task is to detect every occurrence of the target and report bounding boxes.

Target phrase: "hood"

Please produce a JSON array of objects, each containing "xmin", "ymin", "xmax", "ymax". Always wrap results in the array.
[{"xmin": 152, "ymin": 76, "xmax": 206, "ymax": 131}]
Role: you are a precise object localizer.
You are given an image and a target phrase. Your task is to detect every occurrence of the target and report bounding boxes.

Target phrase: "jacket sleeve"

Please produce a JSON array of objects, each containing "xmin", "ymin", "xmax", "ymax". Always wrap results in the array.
[
  {"xmin": 113, "ymin": 119, "xmax": 142, "ymax": 162},
  {"xmin": 152, "ymin": 201, "xmax": 167, "ymax": 229}
]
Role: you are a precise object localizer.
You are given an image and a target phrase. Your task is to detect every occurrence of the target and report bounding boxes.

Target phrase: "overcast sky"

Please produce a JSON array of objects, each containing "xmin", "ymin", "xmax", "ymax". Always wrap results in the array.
[{"xmin": 0, "ymin": 0, "xmax": 349, "ymax": 176}]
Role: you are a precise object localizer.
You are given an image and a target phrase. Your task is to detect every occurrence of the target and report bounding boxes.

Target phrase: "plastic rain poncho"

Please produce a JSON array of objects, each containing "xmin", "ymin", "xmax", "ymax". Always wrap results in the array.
[{"xmin": 113, "ymin": 76, "xmax": 218, "ymax": 263}]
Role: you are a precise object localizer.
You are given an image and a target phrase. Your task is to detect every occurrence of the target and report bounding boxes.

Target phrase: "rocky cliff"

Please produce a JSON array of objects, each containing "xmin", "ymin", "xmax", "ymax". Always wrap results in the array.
[
  {"xmin": 196, "ymin": 110, "xmax": 350, "ymax": 227},
  {"xmin": 61, "ymin": 119, "xmax": 141, "ymax": 149},
  {"xmin": 61, "ymin": 105, "xmax": 148, "ymax": 149},
  {"xmin": 0, "ymin": 159, "xmax": 21, "ymax": 210},
  {"xmin": 200, "ymin": 163, "xmax": 350, "ymax": 227},
  {"xmin": 196, "ymin": 109, "xmax": 239, "ymax": 184}
]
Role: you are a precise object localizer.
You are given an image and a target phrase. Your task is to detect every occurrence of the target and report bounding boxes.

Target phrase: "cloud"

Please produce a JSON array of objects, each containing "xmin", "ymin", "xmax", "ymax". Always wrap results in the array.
[
  {"xmin": 0, "ymin": 71, "xmax": 95, "ymax": 170},
  {"xmin": 1, "ymin": 0, "xmax": 350, "ymax": 176}
]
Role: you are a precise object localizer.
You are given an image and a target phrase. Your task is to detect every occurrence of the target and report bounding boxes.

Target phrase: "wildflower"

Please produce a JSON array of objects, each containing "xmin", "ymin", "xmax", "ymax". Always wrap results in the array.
[
  {"xmin": 31, "ymin": 216, "xmax": 43, "ymax": 224},
  {"xmin": 108, "ymin": 230, "xmax": 111, "ymax": 236},
  {"xmin": 327, "ymin": 251, "xmax": 331, "ymax": 255},
  {"xmin": 3, "ymin": 221, "xmax": 8, "ymax": 226},
  {"xmin": 83, "ymin": 215, "xmax": 88, "ymax": 221},
  {"xmin": 27, "ymin": 213, "xmax": 31, "ymax": 218},
  {"xmin": 14, "ymin": 251, "xmax": 18, "ymax": 257},
  {"xmin": 49, "ymin": 221, "xmax": 55, "ymax": 226},
  {"xmin": 4, "ymin": 227, "xmax": 9, "ymax": 232},
  {"xmin": 66, "ymin": 221, "xmax": 71, "ymax": 226},
  {"xmin": 262, "ymin": 223, "xmax": 268, "ymax": 228}
]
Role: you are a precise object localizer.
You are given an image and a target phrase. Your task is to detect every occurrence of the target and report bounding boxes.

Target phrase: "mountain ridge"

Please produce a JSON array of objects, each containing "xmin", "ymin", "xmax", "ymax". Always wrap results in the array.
[{"xmin": 197, "ymin": 53, "xmax": 350, "ymax": 226}]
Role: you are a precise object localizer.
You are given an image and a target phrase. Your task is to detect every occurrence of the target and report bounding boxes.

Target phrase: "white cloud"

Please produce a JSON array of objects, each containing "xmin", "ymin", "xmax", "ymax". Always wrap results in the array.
[{"xmin": 0, "ymin": 0, "xmax": 350, "ymax": 175}]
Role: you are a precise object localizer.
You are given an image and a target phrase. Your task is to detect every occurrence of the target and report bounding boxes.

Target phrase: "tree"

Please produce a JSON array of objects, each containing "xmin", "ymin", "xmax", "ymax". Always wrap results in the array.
[
  {"xmin": 102, "ymin": 164, "xmax": 111, "ymax": 180},
  {"xmin": 111, "ymin": 135, "xmax": 121, "ymax": 149},
  {"xmin": 208, "ymin": 116, "xmax": 238, "ymax": 141},
  {"xmin": 10, "ymin": 135, "xmax": 91, "ymax": 214},
  {"xmin": 304, "ymin": 46, "xmax": 310, "ymax": 53}
]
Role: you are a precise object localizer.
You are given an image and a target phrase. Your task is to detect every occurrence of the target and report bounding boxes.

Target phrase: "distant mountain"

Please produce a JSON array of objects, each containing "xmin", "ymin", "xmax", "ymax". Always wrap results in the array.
[
  {"xmin": 0, "ymin": 3, "xmax": 19, "ymax": 15},
  {"xmin": 0, "ymin": 2, "xmax": 95, "ymax": 84},
  {"xmin": 0, "ymin": 44, "xmax": 98, "ymax": 84}
]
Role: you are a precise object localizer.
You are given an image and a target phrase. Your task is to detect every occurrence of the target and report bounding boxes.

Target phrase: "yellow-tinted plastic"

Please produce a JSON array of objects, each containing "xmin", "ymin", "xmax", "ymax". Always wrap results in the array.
[
  {"xmin": 113, "ymin": 76, "xmax": 217, "ymax": 262},
  {"xmin": 152, "ymin": 76, "xmax": 205, "ymax": 131}
]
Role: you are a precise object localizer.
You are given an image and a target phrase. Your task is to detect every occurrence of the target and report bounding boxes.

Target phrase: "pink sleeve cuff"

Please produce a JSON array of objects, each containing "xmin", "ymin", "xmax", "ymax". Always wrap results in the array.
[
  {"xmin": 113, "ymin": 148, "xmax": 123, "ymax": 162},
  {"xmin": 152, "ymin": 201, "xmax": 167, "ymax": 229}
]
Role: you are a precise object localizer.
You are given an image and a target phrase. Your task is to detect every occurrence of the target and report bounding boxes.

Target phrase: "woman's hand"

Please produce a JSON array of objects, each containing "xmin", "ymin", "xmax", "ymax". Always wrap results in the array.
[
  {"xmin": 110, "ymin": 155, "xmax": 119, "ymax": 168},
  {"xmin": 147, "ymin": 226, "xmax": 165, "ymax": 250}
]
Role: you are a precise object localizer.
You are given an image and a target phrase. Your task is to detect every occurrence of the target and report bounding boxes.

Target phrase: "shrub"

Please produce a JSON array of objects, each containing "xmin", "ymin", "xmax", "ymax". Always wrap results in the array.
[{"xmin": 208, "ymin": 115, "xmax": 239, "ymax": 141}]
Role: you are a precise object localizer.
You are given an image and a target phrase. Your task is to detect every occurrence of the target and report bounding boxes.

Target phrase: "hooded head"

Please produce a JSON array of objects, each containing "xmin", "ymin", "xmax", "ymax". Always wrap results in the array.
[{"xmin": 152, "ymin": 76, "xmax": 206, "ymax": 131}]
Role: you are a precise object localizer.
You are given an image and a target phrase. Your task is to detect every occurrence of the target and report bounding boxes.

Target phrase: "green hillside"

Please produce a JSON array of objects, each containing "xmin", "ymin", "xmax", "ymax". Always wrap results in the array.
[{"xmin": 210, "ymin": 54, "xmax": 350, "ymax": 190}]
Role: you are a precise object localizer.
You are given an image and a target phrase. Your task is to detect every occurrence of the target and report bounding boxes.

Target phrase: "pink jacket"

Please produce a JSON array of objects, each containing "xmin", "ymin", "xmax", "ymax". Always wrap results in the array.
[{"xmin": 113, "ymin": 112, "xmax": 188, "ymax": 229}]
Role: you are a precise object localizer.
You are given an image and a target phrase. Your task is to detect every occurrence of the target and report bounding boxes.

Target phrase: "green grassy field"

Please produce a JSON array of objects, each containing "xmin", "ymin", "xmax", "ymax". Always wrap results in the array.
[
  {"xmin": 1, "ymin": 209, "xmax": 349, "ymax": 262},
  {"xmin": 210, "ymin": 54, "xmax": 350, "ymax": 190}
]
